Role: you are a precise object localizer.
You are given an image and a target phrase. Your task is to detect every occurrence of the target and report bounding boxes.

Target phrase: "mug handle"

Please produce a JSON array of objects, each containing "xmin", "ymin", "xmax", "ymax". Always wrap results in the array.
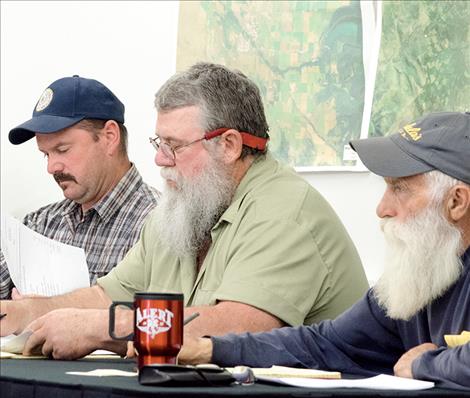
[{"xmin": 109, "ymin": 301, "xmax": 134, "ymax": 341}]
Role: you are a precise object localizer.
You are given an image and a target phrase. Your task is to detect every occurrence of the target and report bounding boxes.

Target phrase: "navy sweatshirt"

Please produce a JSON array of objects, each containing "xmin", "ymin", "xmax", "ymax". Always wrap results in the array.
[{"xmin": 212, "ymin": 247, "xmax": 470, "ymax": 389}]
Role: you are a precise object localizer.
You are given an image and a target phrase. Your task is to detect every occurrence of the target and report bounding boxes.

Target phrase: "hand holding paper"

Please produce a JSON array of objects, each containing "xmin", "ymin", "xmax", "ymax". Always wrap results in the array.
[{"xmin": 1, "ymin": 214, "xmax": 90, "ymax": 296}]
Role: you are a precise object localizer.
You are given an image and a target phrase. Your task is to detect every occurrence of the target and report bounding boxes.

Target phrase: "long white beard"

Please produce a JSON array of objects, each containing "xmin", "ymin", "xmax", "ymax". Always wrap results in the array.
[
  {"xmin": 373, "ymin": 203, "xmax": 463, "ymax": 320},
  {"xmin": 153, "ymin": 156, "xmax": 236, "ymax": 257}
]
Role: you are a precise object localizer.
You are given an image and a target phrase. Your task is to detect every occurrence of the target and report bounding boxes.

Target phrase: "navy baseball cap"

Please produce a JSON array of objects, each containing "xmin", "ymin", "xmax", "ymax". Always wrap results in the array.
[
  {"xmin": 9, "ymin": 75, "xmax": 125, "ymax": 145},
  {"xmin": 350, "ymin": 112, "xmax": 470, "ymax": 185}
]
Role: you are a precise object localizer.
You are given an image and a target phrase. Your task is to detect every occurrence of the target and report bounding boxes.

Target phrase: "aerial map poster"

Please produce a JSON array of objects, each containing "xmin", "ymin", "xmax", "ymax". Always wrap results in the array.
[
  {"xmin": 176, "ymin": 1, "xmax": 469, "ymax": 171},
  {"xmin": 369, "ymin": 1, "xmax": 470, "ymax": 138}
]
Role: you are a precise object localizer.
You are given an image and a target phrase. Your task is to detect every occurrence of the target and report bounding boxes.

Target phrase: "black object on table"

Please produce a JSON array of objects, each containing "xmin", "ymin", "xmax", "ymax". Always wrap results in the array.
[{"xmin": 0, "ymin": 358, "xmax": 468, "ymax": 398}]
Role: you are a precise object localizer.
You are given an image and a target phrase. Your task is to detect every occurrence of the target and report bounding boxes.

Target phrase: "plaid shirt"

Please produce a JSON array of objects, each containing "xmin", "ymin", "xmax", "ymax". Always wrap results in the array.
[{"xmin": 0, "ymin": 164, "xmax": 159, "ymax": 299}]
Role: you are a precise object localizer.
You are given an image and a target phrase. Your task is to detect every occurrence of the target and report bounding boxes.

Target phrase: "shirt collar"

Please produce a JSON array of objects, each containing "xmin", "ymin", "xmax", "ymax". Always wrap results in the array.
[
  {"xmin": 214, "ymin": 153, "xmax": 278, "ymax": 227},
  {"xmin": 61, "ymin": 199, "xmax": 81, "ymax": 218},
  {"xmin": 91, "ymin": 164, "xmax": 144, "ymax": 223}
]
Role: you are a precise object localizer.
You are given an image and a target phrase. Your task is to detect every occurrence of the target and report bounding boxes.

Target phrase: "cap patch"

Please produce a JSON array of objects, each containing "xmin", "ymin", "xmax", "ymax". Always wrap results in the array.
[
  {"xmin": 35, "ymin": 88, "xmax": 54, "ymax": 112},
  {"xmin": 399, "ymin": 123, "xmax": 422, "ymax": 141}
]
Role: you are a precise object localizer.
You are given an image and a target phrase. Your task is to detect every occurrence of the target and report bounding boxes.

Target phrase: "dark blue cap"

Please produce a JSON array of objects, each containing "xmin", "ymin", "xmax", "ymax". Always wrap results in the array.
[{"xmin": 9, "ymin": 75, "xmax": 125, "ymax": 145}]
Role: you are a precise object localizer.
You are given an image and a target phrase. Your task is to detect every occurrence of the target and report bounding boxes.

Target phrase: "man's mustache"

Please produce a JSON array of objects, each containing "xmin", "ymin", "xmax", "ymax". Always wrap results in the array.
[{"xmin": 54, "ymin": 173, "xmax": 77, "ymax": 184}]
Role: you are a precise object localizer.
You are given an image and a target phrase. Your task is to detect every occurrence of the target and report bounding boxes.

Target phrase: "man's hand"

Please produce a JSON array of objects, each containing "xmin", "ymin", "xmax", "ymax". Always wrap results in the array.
[
  {"xmin": 0, "ymin": 299, "xmax": 29, "ymax": 336},
  {"xmin": 393, "ymin": 343, "xmax": 438, "ymax": 378},
  {"xmin": 178, "ymin": 334, "xmax": 213, "ymax": 365},
  {"xmin": 1, "ymin": 286, "xmax": 111, "ymax": 338},
  {"xmin": 23, "ymin": 308, "xmax": 106, "ymax": 359},
  {"xmin": 126, "ymin": 335, "xmax": 213, "ymax": 365}
]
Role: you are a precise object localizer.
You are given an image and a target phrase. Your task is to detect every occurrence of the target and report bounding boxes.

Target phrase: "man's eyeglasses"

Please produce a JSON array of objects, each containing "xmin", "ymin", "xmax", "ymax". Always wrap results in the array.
[
  {"xmin": 149, "ymin": 128, "xmax": 227, "ymax": 165},
  {"xmin": 149, "ymin": 128, "xmax": 268, "ymax": 165}
]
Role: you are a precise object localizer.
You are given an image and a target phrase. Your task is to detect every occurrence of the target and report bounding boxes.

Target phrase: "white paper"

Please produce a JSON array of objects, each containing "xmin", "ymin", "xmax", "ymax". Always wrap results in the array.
[
  {"xmin": 0, "ymin": 330, "xmax": 33, "ymax": 354},
  {"xmin": 88, "ymin": 349, "xmax": 118, "ymax": 356},
  {"xmin": 342, "ymin": 144, "xmax": 360, "ymax": 163},
  {"xmin": 257, "ymin": 374, "xmax": 434, "ymax": 390},
  {"xmin": 66, "ymin": 369, "xmax": 137, "ymax": 377},
  {"xmin": 1, "ymin": 214, "xmax": 90, "ymax": 296},
  {"xmin": 241, "ymin": 365, "xmax": 340, "ymax": 379}
]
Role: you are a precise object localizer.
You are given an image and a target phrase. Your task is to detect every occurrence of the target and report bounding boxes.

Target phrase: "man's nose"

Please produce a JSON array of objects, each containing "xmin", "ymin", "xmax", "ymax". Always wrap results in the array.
[
  {"xmin": 376, "ymin": 191, "xmax": 398, "ymax": 218},
  {"xmin": 47, "ymin": 156, "xmax": 64, "ymax": 175},
  {"xmin": 154, "ymin": 149, "xmax": 174, "ymax": 167}
]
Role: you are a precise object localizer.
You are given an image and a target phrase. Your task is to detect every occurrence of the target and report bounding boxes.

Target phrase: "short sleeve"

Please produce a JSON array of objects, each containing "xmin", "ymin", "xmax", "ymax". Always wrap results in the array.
[{"xmin": 212, "ymin": 217, "xmax": 327, "ymax": 326}]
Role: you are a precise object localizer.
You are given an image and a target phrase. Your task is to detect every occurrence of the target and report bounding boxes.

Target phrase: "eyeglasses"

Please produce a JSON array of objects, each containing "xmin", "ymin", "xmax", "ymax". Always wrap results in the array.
[
  {"xmin": 149, "ymin": 127, "xmax": 269, "ymax": 165},
  {"xmin": 149, "ymin": 128, "xmax": 229, "ymax": 165}
]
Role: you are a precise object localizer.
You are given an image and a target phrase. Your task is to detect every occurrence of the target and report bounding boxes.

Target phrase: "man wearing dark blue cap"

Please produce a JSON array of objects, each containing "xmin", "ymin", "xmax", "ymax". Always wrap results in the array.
[
  {"xmin": 179, "ymin": 112, "xmax": 470, "ymax": 390},
  {"xmin": 0, "ymin": 75, "xmax": 159, "ymax": 299}
]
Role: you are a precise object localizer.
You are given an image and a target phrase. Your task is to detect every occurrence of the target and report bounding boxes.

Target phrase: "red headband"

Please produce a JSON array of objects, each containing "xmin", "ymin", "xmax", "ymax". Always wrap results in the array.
[{"xmin": 205, "ymin": 128, "xmax": 269, "ymax": 151}]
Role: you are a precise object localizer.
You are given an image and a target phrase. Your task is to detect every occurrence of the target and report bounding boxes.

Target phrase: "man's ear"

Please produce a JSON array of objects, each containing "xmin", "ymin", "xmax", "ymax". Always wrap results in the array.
[
  {"xmin": 447, "ymin": 184, "xmax": 470, "ymax": 222},
  {"xmin": 101, "ymin": 120, "xmax": 121, "ymax": 155},
  {"xmin": 219, "ymin": 129, "xmax": 243, "ymax": 164}
]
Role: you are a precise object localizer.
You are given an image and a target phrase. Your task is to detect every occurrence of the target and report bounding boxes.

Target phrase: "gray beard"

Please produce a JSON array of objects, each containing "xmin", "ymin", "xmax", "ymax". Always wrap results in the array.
[
  {"xmin": 153, "ymin": 156, "xmax": 236, "ymax": 257},
  {"xmin": 373, "ymin": 203, "xmax": 463, "ymax": 321}
]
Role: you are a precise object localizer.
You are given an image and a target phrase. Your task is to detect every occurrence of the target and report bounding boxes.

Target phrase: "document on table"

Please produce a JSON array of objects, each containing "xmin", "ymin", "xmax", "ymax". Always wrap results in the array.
[
  {"xmin": 1, "ymin": 214, "xmax": 90, "ymax": 296},
  {"xmin": 0, "ymin": 330, "xmax": 33, "ymax": 356},
  {"xmin": 248, "ymin": 365, "xmax": 340, "ymax": 379},
  {"xmin": 257, "ymin": 373, "xmax": 434, "ymax": 390},
  {"xmin": 66, "ymin": 369, "xmax": 137, "ymax": 377}
]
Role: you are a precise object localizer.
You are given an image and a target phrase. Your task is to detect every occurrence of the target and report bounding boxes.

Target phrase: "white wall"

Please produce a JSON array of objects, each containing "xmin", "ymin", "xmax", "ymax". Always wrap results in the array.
[{"xmin": 0, "ymin": 1, "xmax": 386, "ymax": 283}]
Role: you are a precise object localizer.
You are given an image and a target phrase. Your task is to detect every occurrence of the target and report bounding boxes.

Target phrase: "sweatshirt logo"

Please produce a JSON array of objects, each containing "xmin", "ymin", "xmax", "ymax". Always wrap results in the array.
[
  {"xmin": 399, "ymin": 123, "xmax": 422, "ymax": 141},
  {"xmin": 136, "ymin": 308, "xmax": 174, "ymax": 338}
]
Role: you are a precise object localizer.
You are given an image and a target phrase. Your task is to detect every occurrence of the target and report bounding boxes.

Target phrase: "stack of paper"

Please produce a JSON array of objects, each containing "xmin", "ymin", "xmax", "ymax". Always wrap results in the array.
[
  {"xmin": 66, "ymin": 369, "xmax": 137, "ymax": 377},
  {"xmin": 250, "ymin": 365, "xmax": 340, "ymax": 379},
  {"xmin": 226, "ymin": 365, "xmax": 434, "ymax": 390},
  {"xmin": 256, "ymin": 372, "xmax": 434, "ymax": 390},
  {"xmin": 0, "ymin": 330, "xmax": 35, "ymax": 358},
  {"xmin": 1, "ymin": 215, "xmax": 90, "ymax": 296}
]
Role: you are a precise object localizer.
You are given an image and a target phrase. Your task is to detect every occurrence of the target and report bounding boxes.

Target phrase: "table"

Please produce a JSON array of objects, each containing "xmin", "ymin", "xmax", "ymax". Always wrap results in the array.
[{"xmin": 0, "ymin": 358, "xmax": 468, "ymax": 398}]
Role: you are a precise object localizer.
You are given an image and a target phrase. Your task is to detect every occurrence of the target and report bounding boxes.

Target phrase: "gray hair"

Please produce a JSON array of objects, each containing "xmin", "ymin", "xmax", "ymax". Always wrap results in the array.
[
  {"xmin": 425, "ymin": 170, "xmax": 469, "ymax": 203},
  {"xmin": 154, "ymin": 62, "xmax": 269, "ymax": 158}
]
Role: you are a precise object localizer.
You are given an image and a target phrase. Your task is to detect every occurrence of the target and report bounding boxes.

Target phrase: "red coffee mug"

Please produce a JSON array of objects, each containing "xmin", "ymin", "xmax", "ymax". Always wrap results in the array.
[{"xmin": 109, "ymin": 292, "xmax": 184, "ymax": 369}]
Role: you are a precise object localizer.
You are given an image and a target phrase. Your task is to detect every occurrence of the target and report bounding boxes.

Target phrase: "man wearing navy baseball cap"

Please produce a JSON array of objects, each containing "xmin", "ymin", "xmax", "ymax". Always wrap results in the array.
[
  {"xmin": 177, "ymin": 112, "xmax": 470, "ymax": 389},
  {"xmin": 1, "ymin": 76, "xmax": 159, "ymax": 299}
]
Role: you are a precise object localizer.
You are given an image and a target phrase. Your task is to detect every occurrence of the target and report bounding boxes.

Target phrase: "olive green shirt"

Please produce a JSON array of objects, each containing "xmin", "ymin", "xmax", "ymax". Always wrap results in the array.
[{"xmin": 98, "ymin": 154, "xmax": 368, "ymax": 326}]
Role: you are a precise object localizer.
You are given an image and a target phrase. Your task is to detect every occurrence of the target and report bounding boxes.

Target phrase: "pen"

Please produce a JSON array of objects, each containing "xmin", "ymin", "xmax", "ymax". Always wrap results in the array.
[
  {"xmin": 183, "ymin": 312, "xmax": 200, "ymax": 326},
  {"xmin": 0, "ymin": 313, "xmax": 6, "ymax": 320}
]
